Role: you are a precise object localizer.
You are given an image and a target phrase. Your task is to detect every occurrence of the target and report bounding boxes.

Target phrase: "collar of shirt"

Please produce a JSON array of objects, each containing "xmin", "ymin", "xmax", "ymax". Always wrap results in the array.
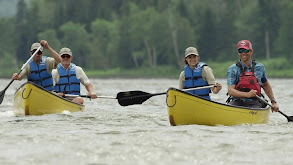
[
  {"xmin": 60, "ymin": 63, "xmax": 72, "ymax": 70},
  {"xmin": 239, "ymin": 60, "xmax": 253, "ymax": 71}
]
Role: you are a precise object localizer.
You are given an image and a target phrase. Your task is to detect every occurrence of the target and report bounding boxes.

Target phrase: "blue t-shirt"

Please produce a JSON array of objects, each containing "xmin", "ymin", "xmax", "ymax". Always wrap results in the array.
[
  {"xmin": 227, "ymin": 60, "xmax": 268, "ymax": 101},
  {"xmin": 227, "ymin": 60, "xmax": 267, "ymax": 87}
]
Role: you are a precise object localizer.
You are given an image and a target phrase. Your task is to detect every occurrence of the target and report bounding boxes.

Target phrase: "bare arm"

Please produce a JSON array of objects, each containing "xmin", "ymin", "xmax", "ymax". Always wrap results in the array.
[
  {"xmin": 40, "ymin": 40, "xmax": 61, "ymax": 64},
  {"xmin": 12, "ymin": 67, "xmax": 28, "ymax": 80},
  {"xmin": 262, "ymin": 81, "xmax": 275, "ymax": 100},
  {"xmin": 85, "ymin": 83, "xmax": 98, "ymax": 99},
  {"xmin": 262, "ymin": 81, "xmax": 279, "ymax": 111}
]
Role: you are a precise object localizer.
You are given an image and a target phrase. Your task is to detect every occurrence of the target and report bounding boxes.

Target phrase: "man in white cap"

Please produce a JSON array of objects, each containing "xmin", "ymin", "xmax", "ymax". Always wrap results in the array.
[
  {"xmin": 179, "ymin": 46, "xmax": 222, "ymax": 100},
  {"xmin": 12, "ymin": 40, "xmax": 61, "ymax": 91},
  {"xmin": 52, "ymin": 47, "xmax": 97, "ymax": 104},
  {"xmin": 227, "ymin": 40, "xmax": 279, "ymax": 111}
]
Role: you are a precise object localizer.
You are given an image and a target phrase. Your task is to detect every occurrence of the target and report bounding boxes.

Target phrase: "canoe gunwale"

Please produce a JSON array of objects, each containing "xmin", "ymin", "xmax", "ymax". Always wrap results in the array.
[{"xmin": 15, "ymin": 81, "xmax": 84, "ymax": 107}]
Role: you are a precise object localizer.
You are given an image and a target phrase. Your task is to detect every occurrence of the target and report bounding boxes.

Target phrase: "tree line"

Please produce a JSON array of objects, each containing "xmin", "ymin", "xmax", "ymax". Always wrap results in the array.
[{"xmin": 0, "ymin": 0, "xmax": 292, "ymax": 76}]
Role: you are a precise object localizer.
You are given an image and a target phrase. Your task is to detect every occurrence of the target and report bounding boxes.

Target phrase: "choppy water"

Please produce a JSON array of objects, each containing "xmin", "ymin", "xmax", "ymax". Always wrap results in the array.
[{"xmin": 0, "ymin": 78, "xmax": 293, "ymax": 165}]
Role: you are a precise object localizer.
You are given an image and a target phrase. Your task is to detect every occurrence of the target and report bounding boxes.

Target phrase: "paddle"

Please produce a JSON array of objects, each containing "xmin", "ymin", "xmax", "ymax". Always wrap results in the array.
[
  {"xmin": 255, "ymin": 95, "xmax": 293, "ymax": 122},
  {"xmin": 65, "ymin": 85, "xmax": 216, "ymax": 106},
  {"xmin": 116, "ymin": 85, "xmax": 216, "ymax": 106},
  {"xmin": 0, "ymin": 46, "xmax": 42, "ymax": 105},
  {"xmin": 66, "ymin": 92, "xmax": 162, "ymax": 106},
  {"xmin": 65, "ymin": 94, "xmax": 116, "ymax": 99}
]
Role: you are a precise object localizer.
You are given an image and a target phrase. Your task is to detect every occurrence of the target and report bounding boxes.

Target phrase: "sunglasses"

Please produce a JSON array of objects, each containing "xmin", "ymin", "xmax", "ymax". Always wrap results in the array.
[
  {"xmin": 31, "ymin": 49, "xmax": 43, "ymax": 55},
  {"xmin": 238, "ymin": 49, "xmax": 250, "ymax": 53},
  {"xmin": 61, "ymin": 54, "xmax": 71, "ymax": 59}
]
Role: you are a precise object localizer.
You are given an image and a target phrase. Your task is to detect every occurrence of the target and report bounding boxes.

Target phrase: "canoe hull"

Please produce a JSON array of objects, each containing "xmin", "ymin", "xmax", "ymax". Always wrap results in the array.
[
  {"xmin": 166, "ymin": 88, "xmax": 270, "ymax": 126},
  {"xmin": 13, "ymin": 82, "xmax": 84, "ymax": 116}
]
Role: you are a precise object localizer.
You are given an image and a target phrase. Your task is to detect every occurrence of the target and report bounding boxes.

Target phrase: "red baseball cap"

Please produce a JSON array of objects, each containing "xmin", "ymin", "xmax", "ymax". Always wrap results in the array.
[{"xmin": 237, "ymin": 40, "xmax": 252, "ymax": 50}]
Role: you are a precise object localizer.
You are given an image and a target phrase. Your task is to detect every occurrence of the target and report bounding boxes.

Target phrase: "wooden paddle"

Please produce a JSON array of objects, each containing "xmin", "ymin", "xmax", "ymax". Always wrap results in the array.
[
  {"xmin": 65, "ymin": 85, "xmax": 216, "ymax": 106},
  {"xmin": 0, "ymin": 46, "xmax": 42, "ymax": 105},
  {"xmin": 255, "ymin": 95, "xmax": 293, "ymax": 122}
]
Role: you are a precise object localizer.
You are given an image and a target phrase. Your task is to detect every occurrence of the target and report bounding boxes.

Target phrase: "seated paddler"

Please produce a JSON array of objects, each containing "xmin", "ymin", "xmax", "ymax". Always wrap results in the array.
[
  {"xmin": 52, "ymin": 47, "xmax": 98, "ymax": 104},
  {"xmin": 226, "ymin": 40, "xmax": 279, "ymax": 111},
  {"xmin": 179, "ymin": 46, "xmax": 222, "ymax": 100},
  {"xmin": 12, "ymin": 40, "xmax": 61, "ymax": 91}
]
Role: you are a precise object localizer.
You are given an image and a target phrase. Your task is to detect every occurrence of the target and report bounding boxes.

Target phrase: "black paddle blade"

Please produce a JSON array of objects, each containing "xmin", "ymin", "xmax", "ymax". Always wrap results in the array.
[
  {"xmin": 287, "ymin": 116, "xmax": 293, "ymax": 122},
  {"xmin": 117, "ymin": 91, "xmax": 152, "ymax": 106},
  {"xmin": 0, "ymin": 90, "xmax": 5, "ymax": 104},
  {"xmin": 0, "ymin": 79, "xmax": 15, "ymax": 105},
  {"xmin": 278, "ymin": 111, "xmax": 293, "ymax": 122}
]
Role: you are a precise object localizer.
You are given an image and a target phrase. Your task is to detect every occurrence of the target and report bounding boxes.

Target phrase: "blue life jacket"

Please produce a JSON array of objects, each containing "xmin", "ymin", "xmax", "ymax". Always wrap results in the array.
[
  {"xmin": 184, "ymin": 62, "xmax": 211, "ymax": 100},
  {"xmin": 55, "ymin": 63, "xmax": 80, "ymax": 95},
  {"xmin": 27, "ymin": 56, "xmax": 54, "ymax": 91}
]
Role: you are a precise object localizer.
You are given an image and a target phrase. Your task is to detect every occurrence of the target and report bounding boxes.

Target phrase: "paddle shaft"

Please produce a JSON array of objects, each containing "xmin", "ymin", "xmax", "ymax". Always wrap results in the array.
[
  {"xmin": 65, "ymin": 94, "xmax": 116, "ymax": 99},
  {"xmin": 66, "ymin": 85, "xmax": 216, "ymax": 100},
  {"xmin": 183, "ymin": 85, "xmax": 216, "ymax": 92},
  {"xmin": 0, "ymin": 46, "xmax": 42, "ymax": 104},
  {"xmin": 255, "ymin": 95, "xmax": 293, "ymax": 122},
  {"xmin": 65, "ymin": 85, "xmax": 217, "ymax": 106},
  {"xmin": 119, "ymin": 85, "xmax": 216, "ymax": 100}
]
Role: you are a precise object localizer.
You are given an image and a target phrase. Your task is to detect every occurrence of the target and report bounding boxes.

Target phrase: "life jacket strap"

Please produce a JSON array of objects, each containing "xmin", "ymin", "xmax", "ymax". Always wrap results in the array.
[{"xmin": 185, "ymin": 76, "xmax": 202, "ymax": 80}]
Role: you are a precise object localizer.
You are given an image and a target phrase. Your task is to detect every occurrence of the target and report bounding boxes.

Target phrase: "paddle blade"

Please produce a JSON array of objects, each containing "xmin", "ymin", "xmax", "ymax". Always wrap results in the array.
[
  {"xmin": 278, "ymin": 111, "xmax": 293, "ymax": 122},
  {"xmin": 288, "ymin": 117, "xmax": 293, "ymax": 122},
  {"xmin": 286, "ymin": 116, "xmax": 293, "ymax": 122},
  {"xmin": 0, "ymin": 90, "xmax": 5, "ymax": 104},
  {"xmin": 117, "ymin": 91, "xmax": 152, "ymax": 106}
]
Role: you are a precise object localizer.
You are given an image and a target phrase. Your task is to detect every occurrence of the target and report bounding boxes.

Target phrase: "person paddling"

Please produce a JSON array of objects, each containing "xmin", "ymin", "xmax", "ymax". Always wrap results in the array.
[
  {"xmin": 52, "ymin": 47, "xmax": 97, "ymax": 104},
  {"xmin": 227, "ymin": 40, "xmax": 279, "ymax": 112},
  {"xmin": 179, "ymin": 46, "xmax": 222, "ymax": 100},
  {"xmin": 12, "ymin": 40, "xmax": 61, "ymax": 91}
]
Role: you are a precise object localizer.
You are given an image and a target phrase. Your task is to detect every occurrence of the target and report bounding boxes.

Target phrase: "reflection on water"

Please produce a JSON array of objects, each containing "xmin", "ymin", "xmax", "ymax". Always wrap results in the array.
[{"xmin": 0, "ymin": 78, "xmax": 293, "ymax": 165}]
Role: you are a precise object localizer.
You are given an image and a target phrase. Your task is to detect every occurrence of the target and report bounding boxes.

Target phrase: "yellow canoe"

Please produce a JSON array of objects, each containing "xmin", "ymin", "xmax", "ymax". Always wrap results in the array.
[
  {"xmin": 166, "ymin": 88, "xmax": 271, "ymax": 126},
  {"xmin": 13, "ymin": 82, "xmax": 84, "ymax": 116}
]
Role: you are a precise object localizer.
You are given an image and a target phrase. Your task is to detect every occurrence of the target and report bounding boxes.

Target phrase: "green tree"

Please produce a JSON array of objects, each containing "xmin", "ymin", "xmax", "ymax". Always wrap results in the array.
[
  {"xmin": 255, "ymin": 0, "xmax": 280, "ymax": 59},
  {"xmin": 214, "ymin": 0, "xmax": 238, "ymax": 61},
  {"xmin": 0, "ymin": 18, "xmax": 18, "ymax": 73},
  {"xmin": 37, "ymin": 29, "xmax": 62, "ymax": 52},
  {"xmin": 15, "ymin": 0, "xmax": 29, "ymax": 63},
  {"xmin": 91, "ymin": 19, "xmax": 119, "ymax": 69},
  {"xmin": 197, "ymin": 9, "xmax": 217, "ymax": 61},
  {"xmin": 167, "ymin": 4, "xmax": 196, "ymax": 68},
  {"xmin": 59, "ymin": 21, "xmax": 91, "ymax": 67},
  {"xmin": 116, "ymin": 2, "xmax": 134, "ymax": 68},
  {"xmin": 273, "ymin": 0, "xmax": 293, "ymax": 61}
]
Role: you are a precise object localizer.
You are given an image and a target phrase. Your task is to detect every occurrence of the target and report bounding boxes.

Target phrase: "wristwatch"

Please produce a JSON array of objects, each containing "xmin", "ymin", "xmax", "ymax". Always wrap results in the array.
[{"xmin": 271, "ymin": 100, "xmax": 277, "ymax": 104}]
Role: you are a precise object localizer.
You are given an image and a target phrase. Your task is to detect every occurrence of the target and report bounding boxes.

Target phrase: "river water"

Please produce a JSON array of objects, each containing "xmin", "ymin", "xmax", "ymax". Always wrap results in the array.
[{"xmin": 0, "ymin": 78, "xmax": 292, "ymax": 165}]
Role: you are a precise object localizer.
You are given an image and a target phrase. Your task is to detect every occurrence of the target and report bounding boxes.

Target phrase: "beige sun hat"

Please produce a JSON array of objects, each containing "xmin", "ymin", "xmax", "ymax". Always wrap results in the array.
[
  {"xmin": 59, "ymin": 47, "xmax": 72, "ymax": 56},
  {"xmin": 185, "ymin": 47, "xmax": 199, "ymax": 57},
  {"xmin": 31, "ymin": 43, "xmax": 43, "ymax": 51}
]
